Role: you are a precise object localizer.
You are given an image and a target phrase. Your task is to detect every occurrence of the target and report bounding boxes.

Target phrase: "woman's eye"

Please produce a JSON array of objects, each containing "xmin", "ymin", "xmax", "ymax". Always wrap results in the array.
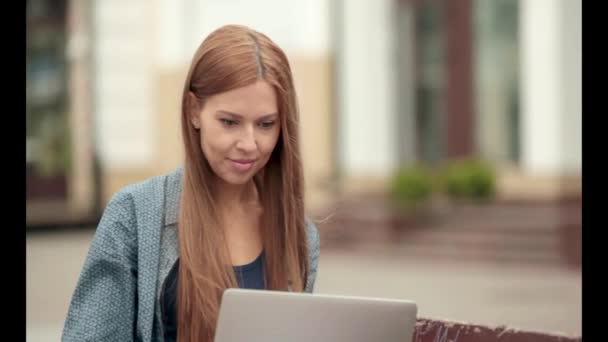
[
  {"xmin": 220, "ymin": 119, "xmax": 238, "ymax": 127},
  {"xmin": 259, "ymin": 121, "xmax": 276, "ymax": 129}
]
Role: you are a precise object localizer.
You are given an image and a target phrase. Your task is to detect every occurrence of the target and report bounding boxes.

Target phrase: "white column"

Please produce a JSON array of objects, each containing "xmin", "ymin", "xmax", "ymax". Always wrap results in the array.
[
  {"xmin": 67, "ymin": 0, "xmax": 95, "ymax": 215},
  {"xmin": 519, "ymin": 0, "xmax": 581, "ymax": 175},
  {"xmin": 93, "ymin": 0, "xmax": 156, "ymax": 169},
  {"xmin": 474, "ymin": 0, "xmax": 514, "ymax": 164},
  {"xmin": 560, "ymin": 0, "xmax": 582, "ymax": 173},
  {"xmin": 337, "ymin": 0, "xmax": 398, "ymax": 177},
  {"xmin": 395, "ymin": 3, "xmax": 417, "ymax": 166},
  {"xmin": 195, "ymin": 0, "xmax": 329, "ymax": 58},
  {"xmin": 157, "ymin": 0, "xmax": 188, "ymax": 68}
]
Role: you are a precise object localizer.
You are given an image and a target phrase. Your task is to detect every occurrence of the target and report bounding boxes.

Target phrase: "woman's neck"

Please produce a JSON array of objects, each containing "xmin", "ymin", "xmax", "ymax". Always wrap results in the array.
[{"xmin": 213, "ymin": 177, "xmax": 259, "ymax": 213}]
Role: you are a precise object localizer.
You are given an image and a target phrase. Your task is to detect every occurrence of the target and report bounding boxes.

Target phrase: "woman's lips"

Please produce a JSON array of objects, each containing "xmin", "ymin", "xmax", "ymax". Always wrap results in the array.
[{"xmin": 229, "ymin": 159, "xmax": 256, "ymax": 172}]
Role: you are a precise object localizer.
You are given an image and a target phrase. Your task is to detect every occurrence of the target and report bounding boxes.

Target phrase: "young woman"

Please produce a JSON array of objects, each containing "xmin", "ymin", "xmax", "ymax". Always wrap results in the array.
[{"xmin": 62, "ymin": 24, "xmax": 320, "ymax": 342}]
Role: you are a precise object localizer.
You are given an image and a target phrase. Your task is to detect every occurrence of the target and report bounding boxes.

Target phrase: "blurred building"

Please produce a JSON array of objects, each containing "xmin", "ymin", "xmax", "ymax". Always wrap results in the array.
[
  {"xmin": 334, "ymin": 0, "xmax": 581, "ymax": 202},
  {"xmin": 26, "ymin": 0, "xmax": 581, "ymax": 225},
  {"xmin": 27, "ymin": 0, "xmax": 98, "ymax": 225}
]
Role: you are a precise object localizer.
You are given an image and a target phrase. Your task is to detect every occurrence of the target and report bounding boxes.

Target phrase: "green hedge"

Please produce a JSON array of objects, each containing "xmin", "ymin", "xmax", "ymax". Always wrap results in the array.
[
  {"xmin": 390, "ymin": 165, "xmax": 434, "ymax": 209},
  {"xmin": 439, "ymin": 159, "xmax": 496, "ymax": 200}
]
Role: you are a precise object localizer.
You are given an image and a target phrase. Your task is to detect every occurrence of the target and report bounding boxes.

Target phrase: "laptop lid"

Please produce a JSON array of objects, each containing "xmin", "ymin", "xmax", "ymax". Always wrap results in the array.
[{"xmin": 215, "ymin": 289, "xmax": 417, "ymax": 342}]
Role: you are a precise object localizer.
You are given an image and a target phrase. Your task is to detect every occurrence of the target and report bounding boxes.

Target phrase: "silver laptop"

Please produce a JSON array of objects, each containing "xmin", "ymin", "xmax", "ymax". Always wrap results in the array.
[{"xmin": 215, "ymin": 289, "xmax": 418, "ymax": 342}]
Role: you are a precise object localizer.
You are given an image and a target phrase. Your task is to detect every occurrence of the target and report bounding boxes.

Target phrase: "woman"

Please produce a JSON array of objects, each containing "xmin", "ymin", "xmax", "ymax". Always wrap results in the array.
[{"xmin": 62, "ymin": 24, "xmax": 320, "ymax": 342}]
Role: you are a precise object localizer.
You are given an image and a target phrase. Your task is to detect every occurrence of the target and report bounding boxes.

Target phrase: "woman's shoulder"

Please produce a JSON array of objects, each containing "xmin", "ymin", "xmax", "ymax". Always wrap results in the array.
[{"xmin": 304, "ymin": 217, "xmax": 320, "ymax": 247}]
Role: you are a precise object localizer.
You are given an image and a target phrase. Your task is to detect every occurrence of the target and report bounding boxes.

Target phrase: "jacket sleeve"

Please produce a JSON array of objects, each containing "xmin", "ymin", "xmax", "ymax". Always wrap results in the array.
[
  {"xmin": 304, "ymin": 218, "xmax": 320, "ymax": 293},
  {"xmin": 62, "ymin": 191, "xmax": 139, "ymax": 342}
]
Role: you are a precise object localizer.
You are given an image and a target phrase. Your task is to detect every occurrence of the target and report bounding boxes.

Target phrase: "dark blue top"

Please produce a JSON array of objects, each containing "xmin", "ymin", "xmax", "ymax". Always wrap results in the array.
[{"xmin": 161, "ymin": 251, "xmax": 266, "ymax": 341}]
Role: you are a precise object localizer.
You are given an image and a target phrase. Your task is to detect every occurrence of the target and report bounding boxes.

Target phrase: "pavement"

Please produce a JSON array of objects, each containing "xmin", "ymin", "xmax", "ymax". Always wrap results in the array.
[{"xmin": 26, "ymin": 227, "xmax": 581, "ymax": 341}]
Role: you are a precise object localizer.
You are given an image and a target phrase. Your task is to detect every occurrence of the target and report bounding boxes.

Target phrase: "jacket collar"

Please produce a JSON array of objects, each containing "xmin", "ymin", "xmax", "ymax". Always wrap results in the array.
[{"xmin": 164, "ymin": 166, "xmax": 183, "ymax": 226}]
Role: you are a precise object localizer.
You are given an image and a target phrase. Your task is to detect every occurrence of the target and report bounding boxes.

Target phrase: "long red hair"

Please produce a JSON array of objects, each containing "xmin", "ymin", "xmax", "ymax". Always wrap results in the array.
[{"xmin": 177, "ymin": 25, "xmax": 309, "ymax": 341}]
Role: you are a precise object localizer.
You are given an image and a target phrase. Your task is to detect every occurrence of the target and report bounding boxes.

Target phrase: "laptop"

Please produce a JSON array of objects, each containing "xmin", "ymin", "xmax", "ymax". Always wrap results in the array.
[{"xmin": 215, "ymin": 289, "xmax": 418, "ymax": 342}]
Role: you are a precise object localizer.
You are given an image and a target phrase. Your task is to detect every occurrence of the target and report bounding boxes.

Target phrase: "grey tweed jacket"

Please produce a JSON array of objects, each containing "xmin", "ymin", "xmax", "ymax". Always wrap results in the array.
[{"xmin": 61, "ymin": 167, "xmax": 320, "ymax": 342}]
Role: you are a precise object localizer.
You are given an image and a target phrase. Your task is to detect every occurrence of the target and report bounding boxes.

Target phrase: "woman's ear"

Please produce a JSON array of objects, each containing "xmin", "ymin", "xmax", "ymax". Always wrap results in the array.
[{"xmin": 188, "ymin": 91, "xmax": 201, "ymax": 129}]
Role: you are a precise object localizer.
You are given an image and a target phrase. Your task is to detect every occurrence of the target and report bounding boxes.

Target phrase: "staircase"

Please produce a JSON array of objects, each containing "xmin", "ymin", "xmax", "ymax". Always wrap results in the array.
[{"xmin": 315, "ymin": 196, "xmax": 581, "ymax": 267}]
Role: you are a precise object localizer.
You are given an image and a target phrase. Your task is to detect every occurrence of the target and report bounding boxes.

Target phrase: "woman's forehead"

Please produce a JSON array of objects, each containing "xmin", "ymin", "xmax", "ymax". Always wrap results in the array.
[{"xmin": 204, "ymin": 80, "xmax": 278, "ymax": 117}]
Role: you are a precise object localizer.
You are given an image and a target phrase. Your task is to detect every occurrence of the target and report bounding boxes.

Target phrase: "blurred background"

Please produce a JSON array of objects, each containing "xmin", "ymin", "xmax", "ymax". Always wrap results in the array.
[{"xmin": 26, "ymin": 0, "xmax": 581, "ymax": 340}]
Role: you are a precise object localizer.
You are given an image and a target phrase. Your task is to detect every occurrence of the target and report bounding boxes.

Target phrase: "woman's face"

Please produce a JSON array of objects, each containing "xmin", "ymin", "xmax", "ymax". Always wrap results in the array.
[{"xmin": 191, "ymin": 80, "xmax": 281, "ymax": 185}]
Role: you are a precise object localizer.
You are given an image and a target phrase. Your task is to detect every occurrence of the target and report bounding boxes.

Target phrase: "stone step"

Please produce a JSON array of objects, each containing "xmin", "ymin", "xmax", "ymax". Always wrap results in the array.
[
  {"xmin": 349, "ymin": 242, "xmax": 564, "ymax": 266},
  {"xmin": 316, "ymin": 198, "xmax": 580, "ymax": 267},
  {"xmin": 398, "ymin": 229, "xmax": 560, "ymax": 249}
]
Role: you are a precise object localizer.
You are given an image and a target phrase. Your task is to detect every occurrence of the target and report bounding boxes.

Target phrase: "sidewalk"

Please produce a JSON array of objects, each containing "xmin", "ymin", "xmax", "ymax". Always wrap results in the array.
[
  {"xmin": 27, "ymin": 227, "xmax": 581, "ymax": 341},
  {"xmin": 316, "ymin": 249, "xmax": 581, "ymax": 337}
]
